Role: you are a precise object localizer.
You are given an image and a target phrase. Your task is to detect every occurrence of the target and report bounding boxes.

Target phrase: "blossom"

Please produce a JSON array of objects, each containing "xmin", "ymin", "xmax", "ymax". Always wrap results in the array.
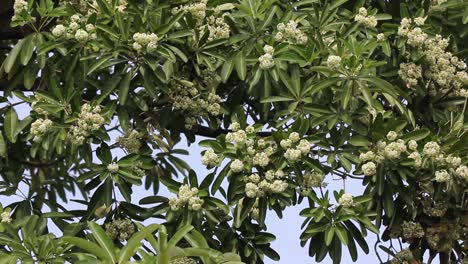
[
  {"xmin": 362, "ymin": 162, "xmax": 377, "ymax": 176},
  {"xmin": 132, "ymin": 33, "xmax": 159, "ymax": 52},
  {"xmin": 105, "ymin": 219, "xmax": 135, "ymax": 241},
  {"xmin": 376, "ymin": 33, "xmax": 385, "ymax": 41},
  {"xmin": 230, "ymin": 159, "xmax": 244, "ymax": 173},
  {"xmin": 289, "ymin": 132, "xmax": 300, "ymax": 143},
  {"xmin": 435, "ymin": 170, "xmax": 450, "ymax": 183},
  {"xmin": 201, "ymin": 149, "xmax": 219, "ymax": 167},
  {"xmin": 30, "ymin": 118, "xmax": 53, "ymax": 142},
  {"xmin": 327, "ymin": 55, "xmax": 342, "ymax": 70},
  {"xmin": 170, "ymin": 185, "xmax": 204, "ymax": 211},
  {"xmin": 445, "ymin": 155, "xmax": 461, "ymax": 167},
  {"xmin": 354, "ymin": 8, "xmax": 377, "ymax": 28},
  {"xmin": 259, "ymin": 45, "xmax": 275, "ymax": 69},
  {"xmin": 275, "ymin": 20, "xmax": 308, "ymax": 44},
  {"xmin": 409, "ymin": 152, "xmax": 422, "ymax": 167},
  {"xmin": 386, "ymin": 131, "xmax": 398, "ymax": 141},
  {"xmin": 284, "ymin": 148, "xmax": 302, "ymax": 162},
  {"xmin": 0, "ymin": 212, "xmax": 11, "ymax": 223},
  {"xmin": 408, "ymin": 140, "xmax": 418, "ymax": 151},
  {"xmin": 68, "ymin": 104, "xmax": 105, "ymax": 145},
  {"xmin": 423, "ymin": 141, "xmax": 440, "ymax": 157},
  {"xmin": 339, "ymin": 194, "xmax": 354, "ymax": 208},
  {"xmin": 75, "ymin": 29, "xmax": 89, "ymax": 42},
  {"xmin": 399, "ymin": 63, "xmax": 422, "ymax": 87},
  {"xmin": 359, "ymin": 151, "xmax": 375, "ymax": 162},
  {"xmin": 52, "ymin": 24, "xmax": 66, "ymax": 37},
  {"xmin": 117, "ymin": 130, "xmax": 142, "ymax": 153},
  {"xmin": 107, "ymin": 162, "xmax": 119, "ymax": 173},
  {"xmin": 253, "ymin": 152, "xmax": 269, "ymax": 167},
  {"xmin": 455, "ymin": 165, "xmax": 468, "ymax": 181}
]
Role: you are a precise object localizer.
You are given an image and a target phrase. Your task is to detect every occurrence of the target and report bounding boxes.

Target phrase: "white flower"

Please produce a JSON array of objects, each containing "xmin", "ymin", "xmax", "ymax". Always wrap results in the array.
[
  {"xmin": 414, "ymin": 17, "xmax": 426, "ymax": 26},
  {"xmin": 117, "ymin": 130, "xmax": 142, "ymax": 153},
  {"xmin": 284, "ymin": 148, "xmax": 302, "ymax": 162},
  {"xmin": 362, "ymin": 162, "xmax": 377, "ymax": 176},
  {"xmin": 386, "ymin": 131, "xmax": 398, "ymax": 141},
  {"xmin": 358, "ymin": 7, "xmax": 367, "ymax": 16},
  {"xmin": 399, "ymin": 62, "xmax": 422, "ymax": 87},
  {"xmin": 409, "ymin": 152, "xmax": 422, "ymax": 167},
  {"xmin": 327, "ymin": 55, "xmax": 342, "ymax": 70},
  {"xmin": 339, "ymin": 193, "xmax": 354, "ymax": 208},
  {"xmin": 201, "ymin": 149, "xmax": 219, "ymax": 167},
  {"xmin": 445, "ymin": 155, "xmax": 461, "ymax": 167},
  {"xmin": 263, "ymin": 45, "xmax": 274, "ymax": 55},
  {"xmin": 75, "ymin": 29, "xmax": 89, "ymax": 42},
  {"xmin": 107, "ymin": 162, "xmax": 119, "ymax": 173},
  {"xmin": 303, "ymin": 171, "xmax": 324, "ymax": 189},
  {"xmin": 259, "ymin": 53, "xmax": 275, "ymax": 69},
  {"xmin": 30, "ymin": 118, "xmax": 53, "ymax": 142},
  {"xmin": 376, "ymin": 33, "xmax": 385, "ymax": 41},
  {"xmin": 245, "ymin": 126, "xmax": 255, "ymax": 134},
  {"xmin": 248, "ymin": 173, "xmax": 261, "ymax": 183},
  {"xmin": 231, "ymin": 122, "xmax": 241, "ymax": 132},
  {"xmin": 289, "ymin": 132, "xmax": 300, "ymax": 143},
  {"xmin": 280, "ymin": 139, "xmax": 292, "ymax": 149},
  {"xmin": 359, "ymin": 151, "xmax": 376, "ymax": 162},
  {"xmin": 408, "ymin": 140, "xmax": 418, "ymax": 151},
  {"xmin": 0, "ymin": 211, "xmax": 11, "ymax": 223},
  {"xmin": 245, "ymin": 182, "xmax": 259, "ymax": 198},
  {"xmin": 435, "ymin": 170, "xmax": 450, "ymax": 183},
  {"xmin": 230, "ymin": 159, "xmax": 244, "ymax": 173},
  {"xmin": 423, "ymin": 141, "xmax": 440, "ymax": 157},
  {"xmin": 455, "ymin": 165, "xmax": 468, "ymax": 181},
  {"xmin": 52, "ymin": 25, "xmax": 66, "ymax": 37},
  {"xmin": 253, "ymin": 152, "xmax": 269, "ymax": 167}
]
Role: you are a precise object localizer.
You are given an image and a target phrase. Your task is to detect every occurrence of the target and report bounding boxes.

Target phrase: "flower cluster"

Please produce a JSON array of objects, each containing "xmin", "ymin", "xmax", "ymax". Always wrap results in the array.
[
  {"xmin": 280, "ymin": 133, "xmax": 311, "ymax": 162},
  {"xmin": 105, "ymin": 218, "xmax": 135, "ymax": 241},
  {"xmin": 203, "ymin": 15, "xmax": 230, "ymax": 42},
  {"xmin": 68, "ymin": 104, "xmax": 105, "ymax": 145},
  {"xmin": 327, "ymin": 55, "xmax": 342, "ymax": 70},
  {"xmin": 338, "ymin": 193, "xmax": 354, "ymax": 208},
  {"xmin": 259, "ymin": 45, "xmax": 275, "ymax": 69},
  {"xmin": 398, "ymin": 19, "xmax": 468, "ymax": 97},
  {"xmin": 172, "ymin": 0, "xmax": 208, "ymax": 23},
  {"xmin": 169, "ymin": 185, "xmax": 204, "ymax": 211},
  {"xmin": 107, "ymin": 162, "xmax": 119, "ymax": 173},
  {"xmin": 402, "ymin": 221, "xmax": 425, "ymax": 239},
  {"xmin": 51, "ymin": 15, "xmax": 97, "ymax": 42},
  {"xmin": 300, "ymin": 171, "xmax": 325, "ymax": 195},
  {"xmin": 274, "ymin": 20, "xmax": 308, "ymax": 44},
  {"xmin": 390, "ymin": 249, "xmax": 414, "ymax": 264},
  {"xmin": 244, "ymin": 170, "xmax": 288, "ymax": 198},
  {"xmin": 201, "ymin": 149, "xmax": 220, "ymax": 167},
  {"xmin": 132, "ymin": 32, "xmax": 159, "ymax": 52},
  {"xmin": 0, "ymin": 211, "xmax": 12, "ymax": 224},
  {"xmin": 30, "ymin": 118, "xmax": 53, "ymax": 142},
  {"xmin": 169, "ymin": 80, "xmax": 221, "ymax": 130},
  {"xmin": 117, "ymin": 130, "xmax": 143, "ymax": 153},
  {"xmin": 398, "ymin": 62, "xmax": 422, "ymax": 88},
  {"xmin": 354, "ymin": 8, "xmax": 377, "ymax": 28},
  {"xmin": 116, "ymin": 0, "xmax": 128, "ymax": 12}
]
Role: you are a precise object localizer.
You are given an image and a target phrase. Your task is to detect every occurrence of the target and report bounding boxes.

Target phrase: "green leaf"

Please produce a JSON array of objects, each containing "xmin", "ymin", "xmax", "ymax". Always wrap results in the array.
[
  {"xmin": 62, "ymin": 237, "xmax": 111, "ymax": 261},
  {"xmin": 4, "ymin": 108, "xmax": 18, "ymax": 143},
  {"xmin": 335, "ymin": 225, "xmax": 348, "ymax": 245},
  {"xmin": 167, "ymin": 225, "xmax": 194, "ymax": 249},
  {"xmin": 20, "ymin": 34, "xmax": 35, "ymax": 66},
  {"xmin": 325, "ymin": 227, "xmax": 335, "ymax": 246},
  {"xmin": 87, "ymin": 55, "xmax": 113, "ymax": 75},
  {"xmin": 221, "ymin": 56, "xmax": 234, "ymax": 83},
  {"xmin": 119, "ymin": 224, "xmax": 160, "ymax": 263},
  {"xmin": 88, "ymin": 221, "xmax": 117, "ymax": 263},
  {"xmin": 0, "ymin": 133, "xmax": 6, "ymax": 158},
  {"xmin": 399, "ymin": 128, "xmax": 430, "ymax": 142},
  {"xmin": 234, "ymin": 51, "xmax": 246, "ymax": 80},
  {"xmin": 305, "ymin": 77, "xmax": 341, "ymax": 95},
  {"xmin": 4, "ymin": 38, "xmax": 25, "ymax": 73},
  {"xmin": 348, "ymin": 135, "xmax": 370, "ymax": 147},
  {"xmin": 118, "ymin": 71, "xmax": 133, "ymax": 105},
  {"xmin": 260, "ymin": 96, "xmax": 295, "ymax": 103}
]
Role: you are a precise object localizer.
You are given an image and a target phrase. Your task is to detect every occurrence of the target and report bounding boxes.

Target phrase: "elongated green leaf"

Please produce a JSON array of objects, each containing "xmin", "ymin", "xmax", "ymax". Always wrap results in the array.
[
  {"xmin": 62, "ymin": 237, "xmax": 111, "ymax": 261},
  {"xmin": 305, "ymin": 77, "xmax": 341, "ymax": 95},
  {"xmin": 0, "ymin": 133, "xmax": 6, "ymax": 158},
  {"xmin": 325, "ymin": 227, "xmax": 335, "ymax": 246},
  {"xmin": 87, "ymin": 55, "xmax": 113, "ymax": 75},
  {"xmin": 88, "ymin": 221, "xmax": 117, "ymax": 263},
  {"xmin": 20, "ymin": 34, "xmax": 35, "ymax": 66},
  {"xmin": 221, "ymin": 56, "xmax": 234, "ymax": 83},
  {"xmin": 4, "ymin": 108, "xmax": 18, "ymax": 143},
  {"xmin": 4, "ymin": 38, "xmax": 25, "ymax": 73},
  {"xmin": 167, "ymin": 225, "xmax": 194, "ymax": 249},
  {"xmin": 260, "ymin": 96, "xmax": 295, "ymax": 103},
  {"xmin": 119, "ymin": 224, "xmax": 160, "ymax": 263},
  {"xmin": 234, "ymin": 51, "xmax": 246, "ymax": 80}
]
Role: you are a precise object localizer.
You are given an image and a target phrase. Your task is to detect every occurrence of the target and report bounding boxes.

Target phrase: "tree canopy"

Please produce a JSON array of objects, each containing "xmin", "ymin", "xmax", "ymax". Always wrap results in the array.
[{"xmin": 0, "ymin": 0, "xmax": 467, "ymax": 263}]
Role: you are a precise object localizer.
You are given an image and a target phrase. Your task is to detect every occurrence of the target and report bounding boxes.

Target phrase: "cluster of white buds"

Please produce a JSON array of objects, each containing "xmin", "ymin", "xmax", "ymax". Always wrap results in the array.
[
  {"xmin": 132, "ymin": 32, "xmax": 159, "ymax": 52},
  {"xmin": 131, "ymin": 161, "xmax": 146, "ymax": 177},
  {"xmin": 456, "ymin": 165, "xmax": 468, "ymax": 181},
  {"xmin": 326, "ymin": 55, "xmax": 342, "ymax": 70},
  {"xmin": 169, "ymin": 185, "xmax": 204, "ymax": 211},
  {"xmin": 105, "ymin": 218, "xmax": 135, "ymax": 241},
  {"xmin": 430, "ymin": 0, "xmax": 448, "ymax": 11},
  {"xmin": 398, "ymin": 63, "xmax": 422, "ymax": 88},
  {"xmin": 230, "ymin": 159, "xmax": 244, "ymax": 173},
  {"xmin": 0, "ymin": 211, "xmax": 12, "ymax": 224},
  {"xmin": 445, "ymin": 155, "xmax": 461, "ymax": 168},
  {"xmin": 11, "ymin": 0, "xmax": 33, "ymax": 23},
  {"xmin": 170, "ymin": 81, "xmax": 221, "ymax": 130},
  {"xmin": 116, "ymin": 130, "xmax": 142, "ymax": 153},
  {"xmin": 384, "ymin": 140, "xmax": 407, "ymax": 159},
  {"xmin": 201, "ymin": 149, "xmax": 220, "ymax": 167},
  {"xmin": 203, "ymin": 15, "xmax": 230, "ymax": 42},
  {"xmin": 397, "ymin": 18, "xmax": 428, "ymax": 48},
  {"xmin": 274, "ymin": 20, "xmax": 308, "ymax": 44},
  {"xmin": 51, "ymin": 15, "xmax": 97, "ymax": 42},
  {"xmin": 107, "ymin": 162, "xmax": 119, "ymax": 173},
  {"xmin": 386, "ymin": 131, "xmax": 399, "ymax": 141},
  {"xmin": 362, "ymin": 161, "xmax": 377, "ymax": 176},
  {"xmin": 390, "ymin": 249, "xmax": 414, "ymax": 264},
  {"xmin": 435, "ymin": 170, "xmax": 450, "ymax": 183},
  {"xmin": 376, "ymin": 33, "xmax": 386, "ymax": 42},
  {"xmin": 281, "ymin": 133, "xmax": 310, "ymax": 162},
  {"xmin": 68, "ymin": 104, "xmax": 105, "ymax": 145},
  {"xmin": 354, "ymin": 8, "xmax": 377, "ymax": 28},
  {"xmin": 301, "ymin": 171, "xmax": 325, "ymax": 195},
  {"xmin": 338, "ymin": 193, "xmax": 354, "ymax": 208},
  {"xmin": 172, "ymin": 0, "xmax": 208, "ymax": 23},
  {"xmin": 30, "ymin": 118, "xmax": 53, "ymax": 142},
  {"xmin": 244, "ymin": 170, "xmax": 288, "ymax": 198},
  {"xmin": 259, "ymin": 45, "xmax": 275, "ymax": 69},
  {"xmin": 422, "ymin": 141, "xmax": 440, "ymax": 157}
]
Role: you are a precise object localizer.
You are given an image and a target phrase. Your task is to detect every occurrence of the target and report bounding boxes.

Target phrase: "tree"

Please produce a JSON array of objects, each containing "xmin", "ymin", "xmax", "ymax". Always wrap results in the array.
[{"xmin": 0, "ymin": 0, "xmax": 467, "ymax": 263}]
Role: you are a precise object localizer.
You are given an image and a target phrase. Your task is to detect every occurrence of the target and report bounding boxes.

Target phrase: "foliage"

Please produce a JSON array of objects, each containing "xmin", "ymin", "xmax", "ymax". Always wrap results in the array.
[{"xmin": 0, "ymin": 0, "xmax": 467, "ymax": 263}]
